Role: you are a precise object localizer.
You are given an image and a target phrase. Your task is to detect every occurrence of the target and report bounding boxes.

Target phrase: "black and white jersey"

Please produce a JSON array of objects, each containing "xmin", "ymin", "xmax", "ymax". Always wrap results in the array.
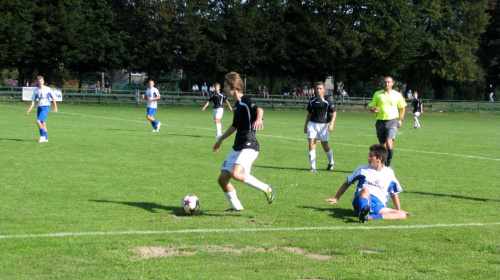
[
  {"xmin": 208, "ymin": 92, "xmax": 227, "ymax": 109},
  {"xmin": 411, "ymin": 98, "xmax": 422, "ymax": 113},
  {"xmin": 307, "ymin": 96, "xmax": 336, "ymax": 123},
  {"xmin": 231, "ymin": 96, "xmax": 260, "ymax": 151}
]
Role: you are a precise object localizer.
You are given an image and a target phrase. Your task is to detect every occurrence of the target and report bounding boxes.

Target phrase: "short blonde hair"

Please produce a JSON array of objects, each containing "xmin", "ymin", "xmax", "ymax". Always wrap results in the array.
[{"xmin": 224, "ymin": 72, "xmax": 243, "ymax": 92}]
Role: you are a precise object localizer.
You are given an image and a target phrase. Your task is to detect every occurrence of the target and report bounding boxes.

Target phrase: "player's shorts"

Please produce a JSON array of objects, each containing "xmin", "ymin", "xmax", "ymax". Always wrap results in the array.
[
  {"xmin": 352, "ymin": 193, "xmax": 386, "ymax": 215},
  {"xmin": 37, "ymin": 106, "xmax": 50, "ymax": 123},
  {"xmin": 221, "ymin": 148, "xmax": 258, "ymax": 174},
  {"xmin": 147, "ymin": 107, "xmax": 156, "ymax": 116},
  {"xmin": 413, "ymin": 112, "xmax": 421, "ymax": 117},
  {"xmin": 213, "ymin": 108, "xmax": 224, "ymax": 120},
  {"xmin": 307, "ymin": 121, "xmax": 329, "ymax": 142},
  {"xmin": 375, "ymin": 119, "xmax": 398, "ymax": 143}
]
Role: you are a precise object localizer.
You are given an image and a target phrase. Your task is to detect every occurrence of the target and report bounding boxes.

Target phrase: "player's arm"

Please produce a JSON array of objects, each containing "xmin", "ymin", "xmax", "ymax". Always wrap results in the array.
[
  {"xmin": 213, "ymin": 125, "xmax": 237, "ymax": 153},
  {"xmin": 304, "ymin": 113, "xmax": 312, "ymax": 134},
  {"xmin": 27, "ymin": 100, "xmax": 35, "ymax": 114},
  {"xmin": 201, "ymin": 101, "xmax": 210, "ymax": 111},
  {"xmin": 390, "ymin": 193, "xmax": 412, "ymax": 216},
  {"xmin": 52, "ymin": 96, "xmax": 58, "ymax": 113},
  {"xmin": 325, "ymin": 181, "xmax": 351, "ymax": 204},
  {"xmin": 225, "ymin": 100, "xmax": 233, "ymax": 111},
  {"xmin": 420, "ymin": 103, "xmax": 424, "ymax": 114},
  {"xmin": 252, "ymin": 107, "xmax": 264, "ymax": 131},
  {"xmin": 328, "ymin": 111, "xmax": 337, "ymax": 131},
  {"xmin": 398, "ymin": 106, "xmax": 405, "ymax": 127}
]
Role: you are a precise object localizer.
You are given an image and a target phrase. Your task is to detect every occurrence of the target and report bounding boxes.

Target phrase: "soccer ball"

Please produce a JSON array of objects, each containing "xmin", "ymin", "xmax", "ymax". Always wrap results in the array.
[{"xmin": 181, "ymin": 195, "xmax": 200, "ymax": 214}]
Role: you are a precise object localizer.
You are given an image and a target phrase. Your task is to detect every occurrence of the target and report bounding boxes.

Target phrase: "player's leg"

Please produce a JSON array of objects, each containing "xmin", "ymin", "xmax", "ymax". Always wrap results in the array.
[
  {"xmin": 219, "ymin": 151, "xmax": 244, "ymax": 211},
  {"xmin": 232, "ymin": 150, "xmax": 274, "ymax": 204},
  {"xmin": 377, "ymin": 207, "xmax": 407, "ymax": 220},
  {"xmin": 357, "ymin": 188, "xmax": 371, "ymax": 222},
  {"xmin": 319, "ymin": 125, "xmax": 334, "ymax": 170},
  {"xmin": 214, "ymin": 109, "xmax": 223, "ymax": 138},
  {"xmin": 218, "ymin": 170, "xmax": 244, "ymax": 211},
  {"xmin": 308, "ymin": 138, "xmax": 317, "ymax": 171}
]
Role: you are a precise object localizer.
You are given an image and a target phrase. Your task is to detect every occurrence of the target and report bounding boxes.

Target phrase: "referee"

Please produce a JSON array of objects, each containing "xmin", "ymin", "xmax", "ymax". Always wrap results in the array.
[{"xmin": 368, "ymin": 76, "xmax": 406, "ymax": 167}]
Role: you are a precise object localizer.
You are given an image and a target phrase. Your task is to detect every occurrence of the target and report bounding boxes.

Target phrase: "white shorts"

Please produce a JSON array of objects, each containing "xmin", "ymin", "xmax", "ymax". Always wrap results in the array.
[
  {"xmin": 213, "ymin": 108, "xmax": 224, "ymax": 120},
  {"xmin": 413, "ymin": 112, "xmax": 421, "ymax": 117},
  {"xmin": 307, "ymin": 121, "xmax": 329, "ymax": 142},
  {"xmin": 221, "ymin": 148, "xmax": 258, "ymax": 174}
]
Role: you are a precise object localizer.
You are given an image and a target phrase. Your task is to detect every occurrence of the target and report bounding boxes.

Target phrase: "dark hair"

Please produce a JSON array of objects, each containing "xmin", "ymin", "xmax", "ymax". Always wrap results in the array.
[{"xmin": 370, "ymin": 144, "xmax": 388, "ymax": 163}]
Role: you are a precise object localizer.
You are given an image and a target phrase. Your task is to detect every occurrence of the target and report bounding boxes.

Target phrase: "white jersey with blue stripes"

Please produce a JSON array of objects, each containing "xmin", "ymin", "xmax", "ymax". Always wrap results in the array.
[
  {"xmin": 145, "ymin": 87, "xmax": 160, "ymax": 109},
  {"xmin": 32, "ymin": 85, "xmax": 53, "ymax": 107},
  {"xmin": 347, "ymin": 165, "xmax": 403, "ymax": 207}
]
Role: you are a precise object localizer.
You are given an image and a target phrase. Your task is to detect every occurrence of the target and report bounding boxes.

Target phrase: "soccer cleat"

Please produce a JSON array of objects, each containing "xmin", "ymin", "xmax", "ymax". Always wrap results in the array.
[
  {"xmin": 264, "ymin": 185, "xmax": 275, "ymax": 204},
  {"xmin": 38, "ymin": 137, "xmax": 48, "ymax": 143},
  {"xmin": 359, "ymin": 205, "xmax": 371, "ymax": 223},
  {"xmin": 310, "ymin": 168, "xmax": 316, "ymax": 172},
  {"xmin": 214, "ymin": 135, "xmax": 222, "ymax": 139},
  {"xmin": 326, "ymin": 163, "xmax": 334, "ymax": 171},
  {"xmin": 156, "ymin": 122, "xmax": 162, "ymax": 132},
  {"xmin": 151, "ymin": 129, "xmax": 157, "ymax": 133}
]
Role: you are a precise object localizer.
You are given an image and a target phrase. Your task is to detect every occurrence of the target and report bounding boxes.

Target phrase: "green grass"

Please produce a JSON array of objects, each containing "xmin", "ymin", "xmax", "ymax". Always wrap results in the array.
[{"xmin": 1, "ymin": 102, "xmax": 499, "ymax": 279}]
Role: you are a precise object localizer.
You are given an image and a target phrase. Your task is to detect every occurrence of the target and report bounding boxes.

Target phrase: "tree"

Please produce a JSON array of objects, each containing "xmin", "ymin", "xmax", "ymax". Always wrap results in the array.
[{"xmin": 479, "ymin": 0, "xmax": 500, "ymax": 87}]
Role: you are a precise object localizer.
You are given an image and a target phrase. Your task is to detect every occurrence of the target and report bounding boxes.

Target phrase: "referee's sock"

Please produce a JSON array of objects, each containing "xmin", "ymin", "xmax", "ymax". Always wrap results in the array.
[{"xmin": 386, "ymin": 149, "xmax": 394, "ymax": 167}]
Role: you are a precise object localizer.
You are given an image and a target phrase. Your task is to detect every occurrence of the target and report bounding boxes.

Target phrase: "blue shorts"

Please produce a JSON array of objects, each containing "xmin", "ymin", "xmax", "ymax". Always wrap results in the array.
[
  {"xmin": 37, "ymin": 106, "xmax": 50, "ymax": 123},
  {"xmin": 147, "ymin": 107, "xmax": 156, "ymax": 116},
  {"xmin": 352, "ymin": 194, "xmax": 386, "ymax": 215}
]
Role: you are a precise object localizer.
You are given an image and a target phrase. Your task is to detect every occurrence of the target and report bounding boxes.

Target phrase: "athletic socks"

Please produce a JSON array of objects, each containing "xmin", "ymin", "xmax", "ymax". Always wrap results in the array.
[
  {"xmin": 359, "ymin": 198, "xmax": 369, "ymax": 214},
  {"xmin": 39, "ymin": 129, "xmax": 47, "ymax": 139},
  {"xmin": 386, "ymin": 149, "xmax": 394, "ymax": 167},
  {"xmin": 309, "ymin": 150, "xmax": 316, "ymax": 169},
  {"xmin": 216, "ymin": 123, "xmax": 222, "ymax": 136},
  {"xmin": 243, "ymin": 174, "xmax": 268, "ymax": 192},
  {"xmin": 370, "ymin": 214, "xmax": 382, "ymax": 220},
  {"xmin": 326, "ymin": 149, "xmax": 334, "ymax": 164},
  {"xmin": 224, "ymin": 190, "xmax": 244, "ymax": 210}
]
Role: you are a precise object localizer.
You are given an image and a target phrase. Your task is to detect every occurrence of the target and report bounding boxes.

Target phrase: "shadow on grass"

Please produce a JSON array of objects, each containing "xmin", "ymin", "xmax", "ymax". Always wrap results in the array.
[
  {"xmin": 169, "ymin": 133, "xmax": 204, "ymax": 138},
  {"xmin": 0, "ymin": 138, "xmax": 25, "ymax": 141},
  {"xmin": 406, "ymin": 191, "xmax": 498, "ymax": 202},
  {"xmin": 89, "ymin": 199, "xmax": 186, "ymax": 215},
  {"xmin": 89, "ymin": 199, "xmax": 236, "ymax": 217},
  {"xmin": 300, "ymin": 205, "xmax": 357, "ymax": 223},
  {"xmin": 255, "ymin": 164, "xmax": 352, "ymax": 174}
]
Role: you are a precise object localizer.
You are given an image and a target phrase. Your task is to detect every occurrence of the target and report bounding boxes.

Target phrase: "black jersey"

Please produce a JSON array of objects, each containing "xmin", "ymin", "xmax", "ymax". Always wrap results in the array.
[
  {"xmin": 411, "ymin": 98, "xmax": 422, "ymax": 113},
  {"xmin": 208, "ymin": 92, "xmax": 227, "ymax": 109},
  {"xmin": 307, "ymin": 96, "xmax": 336, "ymax": 123},
  {"xmin": 231, "ymin": 96, "xmax": 260, "ymax": 151}
]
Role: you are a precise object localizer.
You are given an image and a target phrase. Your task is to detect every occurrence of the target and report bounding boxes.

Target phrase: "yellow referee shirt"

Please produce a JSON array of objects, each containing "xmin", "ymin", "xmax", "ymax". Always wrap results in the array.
[{"xmin": 368, "ymin": 89, "xmax": 407, "ymax": 120}]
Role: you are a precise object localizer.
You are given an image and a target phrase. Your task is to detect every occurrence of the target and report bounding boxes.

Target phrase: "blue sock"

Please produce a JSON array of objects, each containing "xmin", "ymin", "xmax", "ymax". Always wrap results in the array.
[
  {"xmin": 39, "ymin": 129, "xmax": 44, "ymax": 136},
  {"xmin": 153, "ymin": 120, "xmax": 159, "ymax": 125},
  {"xmin": 371, "ymin": 214, "xmax": 382, "ymax": 220},
  {"xmin": 44, "ymin": 131, "xmax": 48, "ymax": 139},
  {"xmin": 359, "ymin": 198, "xmax": 369, "ymax": 214},
  {"xmin": 151, "ymin": 121, "xmax": 157, "ymax": 129}
]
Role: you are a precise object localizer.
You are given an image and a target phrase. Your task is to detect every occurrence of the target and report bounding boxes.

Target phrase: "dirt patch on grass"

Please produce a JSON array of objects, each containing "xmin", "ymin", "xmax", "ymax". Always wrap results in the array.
[{"xmin": 134, "ymin": 245, "xmax": 331, "ymax": 260}]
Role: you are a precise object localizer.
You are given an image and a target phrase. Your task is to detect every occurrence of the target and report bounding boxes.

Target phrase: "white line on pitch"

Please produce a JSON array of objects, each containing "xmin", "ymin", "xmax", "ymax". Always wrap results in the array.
[{"xmin": 1, "ymin": 222, "xmax": 499, "ymax": 240}]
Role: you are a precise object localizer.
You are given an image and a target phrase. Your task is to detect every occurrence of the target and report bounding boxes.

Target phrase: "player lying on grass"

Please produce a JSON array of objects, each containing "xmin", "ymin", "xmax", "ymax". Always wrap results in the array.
[{"xmin": 324, "ymin": 144, "xmax": 412, "ymax": 223}]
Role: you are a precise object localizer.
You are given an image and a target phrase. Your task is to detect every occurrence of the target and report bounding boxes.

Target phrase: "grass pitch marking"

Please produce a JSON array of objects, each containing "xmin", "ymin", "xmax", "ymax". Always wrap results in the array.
[
  {"xmin": 5, "ymin": 104, "xmax": 499, "ymax": 161},
  {"xmin": 1, "ymin": 222, "xmax": 499, "ymax": 240}
]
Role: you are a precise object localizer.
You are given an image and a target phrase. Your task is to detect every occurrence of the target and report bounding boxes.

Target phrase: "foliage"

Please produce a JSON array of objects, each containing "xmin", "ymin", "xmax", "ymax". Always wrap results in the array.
[{"xmin": 0, "ymin": 0, "xmax": 494, "ymax": 99}]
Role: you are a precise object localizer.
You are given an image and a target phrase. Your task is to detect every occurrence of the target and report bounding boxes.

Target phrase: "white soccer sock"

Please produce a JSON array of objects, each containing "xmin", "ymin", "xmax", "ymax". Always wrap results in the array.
[
  {"xmin": 224, "ymin": 190, "xmax": 244, "ymax": 210},
  {"xmin": 326, "ymin": 149, "xmax": 334, "ymax": 164},
  {"xmin": 243, "ymin": 174, "xmax": 268, "ymax": 192},
  {"xmin": 216, "ymin": 123, "xmax": 222, "ymax": 135},
  {"xmin": 309, "ymin": 150, "xmax": 316, "ymax": 169}
]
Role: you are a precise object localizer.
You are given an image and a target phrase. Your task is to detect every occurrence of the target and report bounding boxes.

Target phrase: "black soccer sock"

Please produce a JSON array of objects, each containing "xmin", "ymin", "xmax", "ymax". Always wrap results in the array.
[{"xmin": 386, "ymin": 149, "xmax": 394, "ymax": 167}]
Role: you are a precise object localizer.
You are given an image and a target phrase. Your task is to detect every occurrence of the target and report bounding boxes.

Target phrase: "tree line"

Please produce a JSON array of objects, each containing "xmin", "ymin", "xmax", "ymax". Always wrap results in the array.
[{"xmin": 1, "ymin": 0, "xmax": 498, "ymax": 100}]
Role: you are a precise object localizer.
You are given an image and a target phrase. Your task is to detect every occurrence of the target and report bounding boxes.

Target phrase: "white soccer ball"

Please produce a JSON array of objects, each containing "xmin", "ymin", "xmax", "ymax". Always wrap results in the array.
[{"xmin": 181, "ymin": 195, "xmax": 200, "ymax": 214}]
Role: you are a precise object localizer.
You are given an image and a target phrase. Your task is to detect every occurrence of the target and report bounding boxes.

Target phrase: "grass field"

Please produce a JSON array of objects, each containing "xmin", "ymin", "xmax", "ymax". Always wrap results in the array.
[{"xmin": 1, "ymin": 102, "xmax": 499, "ymax": 279}]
